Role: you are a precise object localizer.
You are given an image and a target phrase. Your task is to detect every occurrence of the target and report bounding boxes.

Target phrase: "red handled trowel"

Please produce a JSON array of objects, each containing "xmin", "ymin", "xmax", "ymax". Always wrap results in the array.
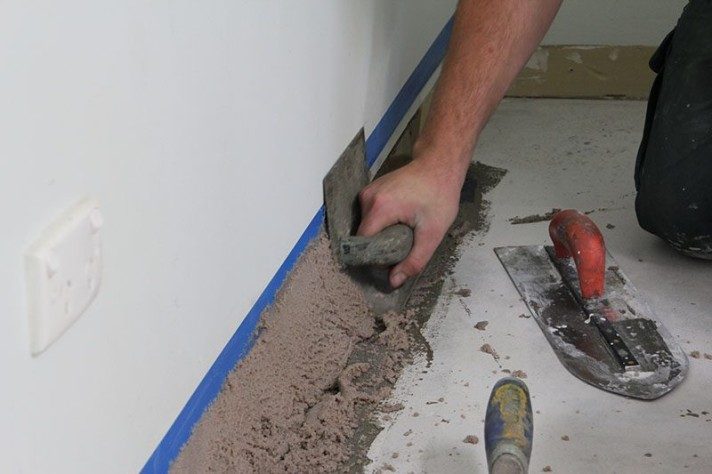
[
  {"xmin": 495, "ymin": 210, "xmax": 688, "ymax": 399},
  {"xmin": 323, "ymin": 129, "xmax": 415, "ymax": 315}
]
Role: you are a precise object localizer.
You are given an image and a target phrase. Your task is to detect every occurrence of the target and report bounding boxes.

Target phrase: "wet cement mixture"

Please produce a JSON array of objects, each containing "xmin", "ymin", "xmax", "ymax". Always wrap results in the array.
[{"xmin": 171, "ymin": 161, "xmax": 506, "ymax": 473}]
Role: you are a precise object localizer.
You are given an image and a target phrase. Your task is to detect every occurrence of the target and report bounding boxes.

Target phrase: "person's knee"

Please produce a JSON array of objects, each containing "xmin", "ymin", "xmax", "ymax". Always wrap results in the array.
[
  {"xmin": 636, "ymin": 185, "xmax": 712, "ymax": 259},
  {"xmin": 633, "ymin": 0, "xmax": 712, "ymax": 260}
]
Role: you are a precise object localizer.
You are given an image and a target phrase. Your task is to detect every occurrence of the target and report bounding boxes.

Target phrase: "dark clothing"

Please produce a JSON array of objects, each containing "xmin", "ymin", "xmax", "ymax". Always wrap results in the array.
[{"xmin": 635, "ymin": 0, "xmax": 712, "ymax": 259}]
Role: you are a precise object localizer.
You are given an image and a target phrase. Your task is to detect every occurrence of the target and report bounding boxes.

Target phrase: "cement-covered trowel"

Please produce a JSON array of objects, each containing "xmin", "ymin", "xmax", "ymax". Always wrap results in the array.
[
  {"xmin": 323, "ymin": 129, "xmax": 415, "ymax": 315},
  {"xmin": 495, "ymin": 210, "xmax": 688, "ymax": 400}
]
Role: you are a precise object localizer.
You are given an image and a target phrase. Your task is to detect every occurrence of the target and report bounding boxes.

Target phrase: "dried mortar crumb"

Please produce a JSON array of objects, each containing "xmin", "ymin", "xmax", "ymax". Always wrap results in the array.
[
  {"xmin": 512, "ymin": 370, "xmax": 528, "ymax": 379},
  {"xmin": 561, "ymin": 435, "xmax": 570, "ymax": 441},
  {"xmin": 690, "ymin": 351, "xmax": 701, "ymax": 359},
  {"xmin": 463, "ymin": 435, "xmax": 479, "ymax": 445},
  {"xmin": 474, "ymin": 320, "xmax": 489, "ymax": 331},
  {"xmin": 543, "ymin": 466, "xmax": 552, "ymax": 472},
  {"xmin": 480, "ymin": 343, "xmax": 500, "ymax": 360},
  {"xmin": 704, "ymin": 353, "xmax": 712, "ymax": 360}
]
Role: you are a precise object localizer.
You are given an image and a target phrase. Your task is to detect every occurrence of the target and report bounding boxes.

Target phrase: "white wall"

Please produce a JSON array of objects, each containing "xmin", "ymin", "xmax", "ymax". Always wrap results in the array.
[
  {"xmin": 545, "ymin": 0, "xmax": 687, "ymax": 45},
  {"xmin": 0, "ymin": 1, "xmax": 456, "ymax": 472}
]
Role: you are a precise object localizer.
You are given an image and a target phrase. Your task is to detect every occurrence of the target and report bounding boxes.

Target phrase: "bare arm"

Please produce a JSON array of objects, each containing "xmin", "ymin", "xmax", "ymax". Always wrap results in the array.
[
  {"xmin": 418, "ymin": 0, "xmax": 562, "ymax": 179},
  {"xmin": 358, "ymin": 0, "xmax": 563, "ymax": 287}
]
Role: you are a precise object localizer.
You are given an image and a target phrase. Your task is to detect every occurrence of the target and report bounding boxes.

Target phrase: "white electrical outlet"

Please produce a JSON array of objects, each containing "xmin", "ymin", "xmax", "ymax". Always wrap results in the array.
[{"xmin": 25, "ymin": 198, "xmax": 103, "ymax": 355}]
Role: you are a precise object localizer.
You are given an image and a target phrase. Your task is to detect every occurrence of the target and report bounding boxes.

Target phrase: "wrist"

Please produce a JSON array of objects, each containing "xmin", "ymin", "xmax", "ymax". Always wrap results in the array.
[{"xmin": 412, "ymin": 135, "xmax": 472, "ymax": 187}]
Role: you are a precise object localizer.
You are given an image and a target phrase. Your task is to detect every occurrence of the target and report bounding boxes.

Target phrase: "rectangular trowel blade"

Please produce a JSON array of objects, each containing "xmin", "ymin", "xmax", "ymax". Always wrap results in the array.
[
  {"xmin": 495, "ymin": 245, "xmax": 688, "ymax": 400},
  {"xmin": 323, "ymin": 129, "xmax": 417, "ymax": 315}
]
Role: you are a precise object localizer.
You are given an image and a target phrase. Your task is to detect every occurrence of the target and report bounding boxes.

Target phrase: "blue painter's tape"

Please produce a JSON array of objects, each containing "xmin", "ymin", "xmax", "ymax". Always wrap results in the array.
[
  {"xmin": 142, "ymin": 208, "xmax": 323, "ymax": 472},
  {"xmin": 366, "ymin": 16, "xmax": 453, "ymax": 167},
  {"xmin": 142, "ymin": 16, "xmax": 453, "ymax": 473}
]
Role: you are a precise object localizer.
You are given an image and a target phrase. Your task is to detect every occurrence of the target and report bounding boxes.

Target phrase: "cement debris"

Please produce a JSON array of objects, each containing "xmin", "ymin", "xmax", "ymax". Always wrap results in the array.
[
  {"xmin": 509, "ymin": 208, "xmax": 561, "ymax": 225},
  {"xmin": 690, "ymin": 351, "xmax": 701, "ymax": 359},
  {"xmin": 512, "ymin": 370, "xmax": 528, "ymax": 379},
  {"xmin": 463, "ymin": 435, "xmax": 479, "ymax": 445},
  {"xmin": 171, "ymin": 162, "xmax": 507, "ymax": 472},
  {"xmin": 480, "ymin": 343, "xmax": 500, "ymax": 361},
  {"xmin": 474, "ymin": 320, "xmax": 489, "ymax": 331},
  {"xmin": 455, "ymin": 288, "xmax": 472, "ymax": 297}
]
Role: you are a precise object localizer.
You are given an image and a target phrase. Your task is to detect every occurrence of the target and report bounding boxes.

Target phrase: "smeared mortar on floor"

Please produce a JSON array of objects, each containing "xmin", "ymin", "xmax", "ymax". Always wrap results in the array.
[{"xmin": 171, "ymin": 161, "xmax": 506, "ymax": 472}]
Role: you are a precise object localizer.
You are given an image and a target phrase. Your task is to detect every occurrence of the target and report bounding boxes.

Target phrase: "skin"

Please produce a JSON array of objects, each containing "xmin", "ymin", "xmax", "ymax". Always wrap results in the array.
[{"xmin": 358, "ymin": 0, "xmax": 563, "ymax": 288}]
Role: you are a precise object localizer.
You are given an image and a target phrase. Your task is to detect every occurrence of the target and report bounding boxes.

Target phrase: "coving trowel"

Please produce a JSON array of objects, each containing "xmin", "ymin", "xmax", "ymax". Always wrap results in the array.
[
  {"xmin": 323, "ymin": 129, "xmax": 416, "ymax": 315},
  {"xmin": 495, "ymin": 209, "xmax": 688, "ymax": 400}
]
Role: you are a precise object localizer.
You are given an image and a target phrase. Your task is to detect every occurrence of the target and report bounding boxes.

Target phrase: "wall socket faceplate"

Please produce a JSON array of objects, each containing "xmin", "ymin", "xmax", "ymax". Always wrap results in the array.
[{"xmin": 25, "ymin": 198, "xmax": 103, "ymax": 356}]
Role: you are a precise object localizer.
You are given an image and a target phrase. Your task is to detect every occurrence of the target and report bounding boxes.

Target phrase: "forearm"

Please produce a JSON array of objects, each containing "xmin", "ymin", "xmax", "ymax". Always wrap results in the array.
[{"xmin": 416, "ymin": 0, "xmax": 562, "ymax": 180}]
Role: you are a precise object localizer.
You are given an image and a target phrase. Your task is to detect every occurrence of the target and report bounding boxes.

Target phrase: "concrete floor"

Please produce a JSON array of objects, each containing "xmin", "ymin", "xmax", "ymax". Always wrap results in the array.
[{"xmin": 366, "ymin": 99, "xmax": 712, "ymax": 473}]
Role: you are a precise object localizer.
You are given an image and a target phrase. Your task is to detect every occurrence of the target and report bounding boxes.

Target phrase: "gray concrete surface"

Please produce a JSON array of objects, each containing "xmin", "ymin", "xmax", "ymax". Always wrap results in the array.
[{"xmin": 366, "ymin": 99, "xmax": 712, "ymax": 473}]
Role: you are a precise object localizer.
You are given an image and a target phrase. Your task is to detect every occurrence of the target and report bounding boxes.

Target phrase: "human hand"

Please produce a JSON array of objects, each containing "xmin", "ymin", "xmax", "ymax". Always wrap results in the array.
[{"xmin": 357, "ymin": 157, "xmax": 463, "ymax": 288}]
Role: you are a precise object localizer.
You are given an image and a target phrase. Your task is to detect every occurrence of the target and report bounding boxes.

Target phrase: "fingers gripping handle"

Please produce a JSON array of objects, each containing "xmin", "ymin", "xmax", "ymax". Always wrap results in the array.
[
  {"xmin": 339, "ymin": 224, "xmax": 413, "ymax": 266},
  {"xmin": 548, "ymin": 210, "xmax": 606, "ymax": 299}
]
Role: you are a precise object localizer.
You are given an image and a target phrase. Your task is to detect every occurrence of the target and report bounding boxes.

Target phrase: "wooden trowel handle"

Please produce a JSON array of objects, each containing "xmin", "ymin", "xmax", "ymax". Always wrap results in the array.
[
  {"xmin": 549, "ymin": 209, "xmax": 605, "ymax": 299},
  {"xmin": 339, "ymin": 224, "xmax": 413, "ymax": 267}
]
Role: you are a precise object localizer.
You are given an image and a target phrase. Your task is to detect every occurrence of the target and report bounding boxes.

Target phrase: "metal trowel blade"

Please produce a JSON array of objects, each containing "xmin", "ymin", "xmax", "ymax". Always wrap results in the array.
[
  {"xmin": 495, "ymin": 245, "xmax": 688, "ymax": 400},
  {"xmin": 323, "ymin": 129, "xmax": 417, "ymax": 315}
]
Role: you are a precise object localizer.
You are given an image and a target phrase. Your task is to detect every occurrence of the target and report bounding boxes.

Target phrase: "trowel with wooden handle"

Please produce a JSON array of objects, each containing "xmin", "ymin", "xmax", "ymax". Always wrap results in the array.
[
  {"xmin": 323, "ymin": 129, "xmax": 416, "ymax": 315},
  {"xmin": 495, "ymin": 209, "xmax": 688, "ymax": 400}
]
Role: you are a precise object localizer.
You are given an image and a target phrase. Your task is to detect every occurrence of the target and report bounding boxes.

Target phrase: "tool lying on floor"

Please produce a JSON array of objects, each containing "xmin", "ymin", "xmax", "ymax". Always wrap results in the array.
[
  {"xmin": 495, "ymin": 210, "xmax": 688, "ymax": 400},
  {"xmin": 485, "ymin": 377, "xmax": 534, "ymax": 474},
  {"xmin": 323, "ymin": 129, "xmax": 415, "ymax": 314}
]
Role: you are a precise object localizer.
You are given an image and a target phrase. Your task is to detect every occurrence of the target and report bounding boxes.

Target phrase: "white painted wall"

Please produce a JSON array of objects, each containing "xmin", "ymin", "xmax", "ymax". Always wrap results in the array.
[
  {"xmin": 0, "ymin": 1, "xmax": 455, "ymax": 472},
  {"xmin": 545, "ymin": 0, "xmax": 687, "ymax": 45}
]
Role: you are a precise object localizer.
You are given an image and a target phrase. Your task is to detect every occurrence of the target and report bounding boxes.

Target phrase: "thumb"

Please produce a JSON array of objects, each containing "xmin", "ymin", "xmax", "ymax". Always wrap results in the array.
[{"xmin": 389, "ymin": 225, "xmax": 442, "ymax": 288}]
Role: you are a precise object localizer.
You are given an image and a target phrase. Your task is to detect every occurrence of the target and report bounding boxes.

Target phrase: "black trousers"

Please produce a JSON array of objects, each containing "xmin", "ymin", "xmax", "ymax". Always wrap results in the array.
[{"xmin": 635, "ymin": 0, "xmax": 712, "ymax": 259}]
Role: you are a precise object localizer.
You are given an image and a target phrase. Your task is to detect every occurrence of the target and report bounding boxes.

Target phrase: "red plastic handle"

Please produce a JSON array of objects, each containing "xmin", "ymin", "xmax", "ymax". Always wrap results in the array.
[{"xmin": 548, "ymin": 209, "xmax": 605, "ymax": 299}]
